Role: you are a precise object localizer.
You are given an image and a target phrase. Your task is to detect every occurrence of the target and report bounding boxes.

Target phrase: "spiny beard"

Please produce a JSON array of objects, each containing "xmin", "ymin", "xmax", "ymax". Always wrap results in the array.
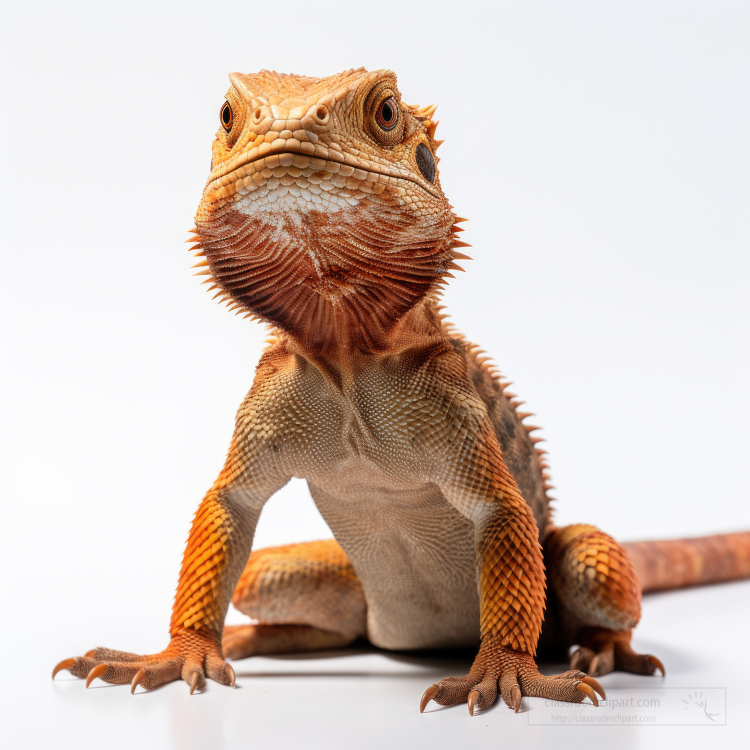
[{"xmin": 195, "ymin": 199, "xmax": 454, "ymax": 352}]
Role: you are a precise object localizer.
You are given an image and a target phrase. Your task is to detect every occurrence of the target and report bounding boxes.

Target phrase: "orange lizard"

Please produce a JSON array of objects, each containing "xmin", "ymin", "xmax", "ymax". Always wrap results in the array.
[{"xmin": 53, "ymin": 68, "xmax": 750, "ymax": 714}]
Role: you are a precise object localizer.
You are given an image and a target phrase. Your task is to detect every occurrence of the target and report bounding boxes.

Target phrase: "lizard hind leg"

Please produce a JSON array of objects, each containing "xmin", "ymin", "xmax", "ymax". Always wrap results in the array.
[
  {"xmin": 544, "ymin": 524, "xmax": 665, "ymax": 678},
  {"xmin": 224, "ymin": 539, "xmax": 367, "ymax": 660}
]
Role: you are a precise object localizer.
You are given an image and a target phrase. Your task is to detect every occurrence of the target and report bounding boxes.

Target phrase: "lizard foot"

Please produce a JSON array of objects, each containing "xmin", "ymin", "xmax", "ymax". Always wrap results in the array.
[
  {"xmin": 570, "ymin": 627, "xmax": 665, "ymax": 677},
  {"xmin": 52, "ymin": 629, "xmax": 235, "ymax": 694},
  {"xmin": 420, "ymin": 635, "xmax": 605, "ymax": 715}
]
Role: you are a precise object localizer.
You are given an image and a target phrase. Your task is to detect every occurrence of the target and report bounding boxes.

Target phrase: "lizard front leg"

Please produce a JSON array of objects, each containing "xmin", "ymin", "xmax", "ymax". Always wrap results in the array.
[
  {"xmin": 421, "ymin": 422, "xmax": 603, "ymax": 714},
  {"xmin": 53, "ymin": 434, "xmax": 289, "ymax": 693}
]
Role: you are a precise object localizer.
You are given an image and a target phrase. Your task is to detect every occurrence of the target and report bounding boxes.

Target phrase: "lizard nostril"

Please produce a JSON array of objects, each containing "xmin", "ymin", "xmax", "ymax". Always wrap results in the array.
[
  {"xmin": 253, "ymin": 107, "xmax": 264, "ymax": 122},
  {"xmin": 315, "ymin": 106, "xmax": 329, "ymax": 123}
]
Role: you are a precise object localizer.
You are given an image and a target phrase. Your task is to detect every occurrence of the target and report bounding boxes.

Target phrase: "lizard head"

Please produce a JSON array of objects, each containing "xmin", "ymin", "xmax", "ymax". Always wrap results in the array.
[{"xmin": 192, "ymin": 68, "xmax": 466, "ymax": 352}]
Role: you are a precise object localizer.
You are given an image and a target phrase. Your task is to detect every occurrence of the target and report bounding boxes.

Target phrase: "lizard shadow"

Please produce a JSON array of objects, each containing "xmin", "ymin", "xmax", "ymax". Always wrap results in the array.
[
  {"xmin": 233, "ymin": 640, "xmax": 476, "ymax": 680},
  {"xmin": 233, "ymin": 636, "xmax": 692, "ymax": 686}
]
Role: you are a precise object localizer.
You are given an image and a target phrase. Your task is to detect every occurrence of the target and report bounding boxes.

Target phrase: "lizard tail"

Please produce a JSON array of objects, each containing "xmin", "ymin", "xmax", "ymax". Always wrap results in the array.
[{"xmin": 623, "ymin": 532, "xmax": 750, "ymax": 593}]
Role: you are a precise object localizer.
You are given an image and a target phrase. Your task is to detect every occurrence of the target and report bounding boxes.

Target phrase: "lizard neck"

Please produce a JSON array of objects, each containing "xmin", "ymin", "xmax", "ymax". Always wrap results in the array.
[{"xmin": 281, "ymin": 296, "xmax": 450, "ymax": 369}]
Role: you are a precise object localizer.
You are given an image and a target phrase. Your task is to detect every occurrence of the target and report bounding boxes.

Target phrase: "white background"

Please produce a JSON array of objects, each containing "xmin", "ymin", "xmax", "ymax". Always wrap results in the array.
[{"xmin": 1, "ymin": 1, "xmax": 749, "ymax": 748}]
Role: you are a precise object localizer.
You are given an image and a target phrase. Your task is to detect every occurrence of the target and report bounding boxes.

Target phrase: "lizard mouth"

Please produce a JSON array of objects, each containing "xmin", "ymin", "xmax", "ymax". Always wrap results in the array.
[{"xmin": 204, "ymin": 142, "xmax": 439, "ymax": 205}]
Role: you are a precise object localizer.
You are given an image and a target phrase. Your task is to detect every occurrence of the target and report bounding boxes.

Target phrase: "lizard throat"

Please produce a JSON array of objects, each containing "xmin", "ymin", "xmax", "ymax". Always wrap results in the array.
[{"xmin": 195, "ymin": 198, "xmax": 455, "ymax": 353}]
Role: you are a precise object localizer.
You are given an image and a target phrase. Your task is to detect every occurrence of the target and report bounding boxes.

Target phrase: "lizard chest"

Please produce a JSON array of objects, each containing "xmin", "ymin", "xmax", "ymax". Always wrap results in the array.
[{"xmin": 242, "ymin": 355, "xmax": 477, "ymax": 488}]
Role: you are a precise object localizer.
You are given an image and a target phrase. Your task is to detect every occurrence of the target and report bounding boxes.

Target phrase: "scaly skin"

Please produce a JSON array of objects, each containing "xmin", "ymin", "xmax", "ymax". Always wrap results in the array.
[{"xmin": 54, "ymin": 67, "xmax": 750, "ymax": 714}]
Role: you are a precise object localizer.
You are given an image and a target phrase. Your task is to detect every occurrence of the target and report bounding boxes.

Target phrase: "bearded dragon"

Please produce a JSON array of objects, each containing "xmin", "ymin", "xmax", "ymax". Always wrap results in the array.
[{"xmin": 53, "ymin": 68, "xmax": 750, "ymax": 714}]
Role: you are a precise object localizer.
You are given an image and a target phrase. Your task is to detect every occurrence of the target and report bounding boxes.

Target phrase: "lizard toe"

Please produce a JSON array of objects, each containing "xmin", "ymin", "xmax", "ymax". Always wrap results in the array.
[
  {"xmin": 52, "ymin": 630, "xmax": 229, "ymax": 694},
  {"xmin": 422, "ymin": 637, "xmax": 600, "ymax": 716},
  {"xmin": 572, "ymin": 627, "xmax": 666, "ymax": 677}
]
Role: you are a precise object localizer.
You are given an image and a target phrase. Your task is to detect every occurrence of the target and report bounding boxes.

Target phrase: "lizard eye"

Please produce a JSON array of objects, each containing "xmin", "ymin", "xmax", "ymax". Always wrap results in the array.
[
  {"xmin": 220, "ymin": 102, "xmax": 233, "ymax": 132},
  {"xmin": 368, "ymin": 88, "xmax": 405, "ymax": 147},
  {"xmin": 376, "ymin": 98, "xmax": 398, "ymax": 131}
]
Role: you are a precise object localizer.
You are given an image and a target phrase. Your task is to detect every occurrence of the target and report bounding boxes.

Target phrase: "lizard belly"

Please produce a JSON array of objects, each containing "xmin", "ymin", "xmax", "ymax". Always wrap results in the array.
[{"xmin": 307, "ymin": 480, "xmax": 480, "ymax": 650}]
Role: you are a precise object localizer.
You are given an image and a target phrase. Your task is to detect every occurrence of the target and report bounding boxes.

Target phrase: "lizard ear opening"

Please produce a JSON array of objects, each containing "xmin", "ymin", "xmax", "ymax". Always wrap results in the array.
[{"xmin": 416, "ymin": 143, "xmax": 436, "ymax": 183}]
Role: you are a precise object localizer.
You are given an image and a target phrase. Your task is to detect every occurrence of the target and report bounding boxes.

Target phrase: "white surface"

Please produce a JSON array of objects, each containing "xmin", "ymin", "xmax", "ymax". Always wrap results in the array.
[
  {"xmin": 7, "ymin": 582, "xmax": 750, "ymax": 750},
  {"xmin": 1, "ymin": 1, "xmax": 749, "ymax": 748}
]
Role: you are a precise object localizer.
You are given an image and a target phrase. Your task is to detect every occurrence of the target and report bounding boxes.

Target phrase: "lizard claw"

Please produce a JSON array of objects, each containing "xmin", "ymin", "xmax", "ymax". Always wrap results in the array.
[
  {"xmin": 576, "ymin": 682, "xmax": 599, "ymax": 706},
  {"xmin": 570, "ymin": 648, "xmax": 588, "ymax": 671},
  {"xmin": 130, "ymin": 668, "xmax": 146, "ymax": 694},
  {"xmin": 511, "ymin": 684, "xmax": 522, "ymax": 713},
  {"xmin": 649, "ymin": 655, "xmax": 666, "ymax": 676},
  {"xmin": 85, "ymin": 663, "xmax": 108, "ymax": 688},
  {"xmin": 581, "ymin": 675, "xmax": 606, "ymax": 700},
  {"xmin": 225, "ymin": 664, "xmax": 236, "ymax": 689},
  {"xmin": 589, "ymin": 654, "xmax": 600, "ymax": 676},
  {"xmin": 188, "ymin": 670, "xmax": 201, "ymax": 695},
  {"xmin": 52, "ymin": 658, "xmax": 76, "ymax": 679},
  {"xmin": 467, "ymin": 690, "xmax": 480, "ymax": 716},
  {"xmin": 419, "ymin": 684, "xmax": 439, "ymax": 713}
]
